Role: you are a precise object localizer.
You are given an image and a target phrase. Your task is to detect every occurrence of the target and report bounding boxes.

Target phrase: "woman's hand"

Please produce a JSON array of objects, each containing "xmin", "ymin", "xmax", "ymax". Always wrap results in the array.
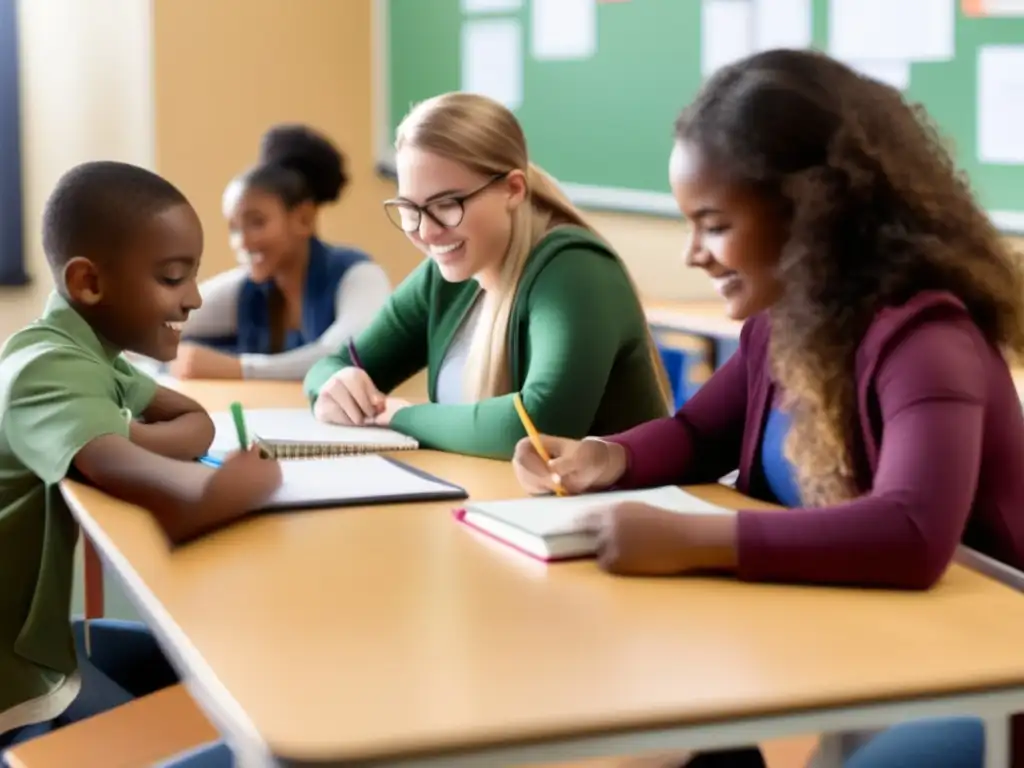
[
  {"xmin": 512, "ymin": 435, "xmax": 628, "ymax": 495},
  {"xmin": 372, "ymin": 397, "xmax": 411, "ymax": 427},
  {"xmin": 313, "ymin": 367, "xmax": 386, "ymax": 426},
  {"xmin": 576, "ymin": 502, "xmax": 738, "ymax": 577},
  {"xmin": 169, "ymin": 343, "xmax": 243, "ymax": 380}
]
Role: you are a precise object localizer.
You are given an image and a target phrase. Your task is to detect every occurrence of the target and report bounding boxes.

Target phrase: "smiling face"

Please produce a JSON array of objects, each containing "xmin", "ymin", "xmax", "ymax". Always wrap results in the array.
[
  {"xmin": 391, "ymin": 146, "xmax": 525, "ymax": 287},
  {"xmin": 223, "ymin": 180, "xmax": 314, "ymax": 283},
  {"xmin": 66, "ymin": 203, "xmax": 205, "ymax": 361},
  {"xmin": 669, "ymin": 140, "xmax": 788, "ymax": 320}
]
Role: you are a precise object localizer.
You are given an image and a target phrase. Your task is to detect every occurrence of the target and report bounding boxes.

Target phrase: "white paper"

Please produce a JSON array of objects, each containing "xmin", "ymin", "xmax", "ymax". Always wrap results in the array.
[
  {"xmin": 753, "ymin": 0, "xmax": 812, "ymax": 51},
  {"xmin": 461, "ymin": 0, "xmax": 522, "ymax": 13},
  {"xmin": 268, "ymin": 456, "xmax": 455, "ymax": 509},
  {"xmin": 829, "ymin": 0, "xmax": 954, "ymax": 62},
  {"xmin": 702, "ymin": 0, "xmax": 754, "ymax": 77},
  {"xmin": 844, "ymin": 59, "xmax": 912, "ymax": 90},
  {"xmin": 531, "ymin": 0, "xmax": 597, "ymax": 60},
  {"xmin": 978, "ymin": 45, "xmax": 1024, "ymax": 164},
  {"xmin": 460, "ymin": 19, "xmax": 523, "ymax": 110}
]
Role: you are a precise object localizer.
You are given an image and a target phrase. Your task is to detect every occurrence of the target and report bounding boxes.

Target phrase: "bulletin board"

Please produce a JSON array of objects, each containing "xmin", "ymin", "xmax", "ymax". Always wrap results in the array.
[{"xmin": 376, "ymin": 0, "xmax": 1024, "ymax": 231}]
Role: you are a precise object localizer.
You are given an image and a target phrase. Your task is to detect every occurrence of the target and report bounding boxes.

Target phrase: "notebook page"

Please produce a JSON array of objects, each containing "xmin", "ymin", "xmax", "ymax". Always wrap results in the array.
[
  {"xmin": 268, "ymin": 455, "xmax": 454, "ymax": 508},
  {"xmin": 470, "ymin": 486, "xmax": 729, "ymax": 537},
  {"xmin": 208, "ymin": 408, "xmax": 416, "ymax": 455}
]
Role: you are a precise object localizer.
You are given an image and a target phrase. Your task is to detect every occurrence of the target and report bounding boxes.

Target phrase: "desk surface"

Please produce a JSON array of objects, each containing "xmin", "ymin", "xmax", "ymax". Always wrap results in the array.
[{"xmin": 65, "ymin": 380, "xmax": 1024, "ymax": 764}]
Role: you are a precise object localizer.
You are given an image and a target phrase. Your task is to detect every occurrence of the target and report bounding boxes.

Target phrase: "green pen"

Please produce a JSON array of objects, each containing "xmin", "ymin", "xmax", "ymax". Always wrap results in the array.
[{"xmin": 229, "ymin": 401, "xmax": 249, "ymax": 451}]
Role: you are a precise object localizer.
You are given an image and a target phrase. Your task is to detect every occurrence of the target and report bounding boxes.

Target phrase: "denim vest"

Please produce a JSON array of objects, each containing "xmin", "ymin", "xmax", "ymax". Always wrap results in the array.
[{"xmin": 202, "ymin": 238, "xmax": 369, "ymax": 354}]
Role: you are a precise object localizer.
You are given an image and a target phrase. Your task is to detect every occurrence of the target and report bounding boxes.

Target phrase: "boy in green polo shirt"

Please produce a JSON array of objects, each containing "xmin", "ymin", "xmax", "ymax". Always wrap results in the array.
[{"xmin": 0, "ymin": 161, "xmax": 282, "ymax": 751}]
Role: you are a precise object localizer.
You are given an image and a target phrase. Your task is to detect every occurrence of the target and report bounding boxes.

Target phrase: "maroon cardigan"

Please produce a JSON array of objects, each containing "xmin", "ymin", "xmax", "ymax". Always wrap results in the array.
[{"xmin": 608, "ymin": 290, "xmax": 1024, "ymax": 589}]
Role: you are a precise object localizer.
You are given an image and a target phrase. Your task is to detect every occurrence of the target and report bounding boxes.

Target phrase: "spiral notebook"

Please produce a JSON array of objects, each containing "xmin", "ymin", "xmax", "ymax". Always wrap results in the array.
[{"xmin": 208, "ymin": 407, "xmax": 419, "ymax": 460}]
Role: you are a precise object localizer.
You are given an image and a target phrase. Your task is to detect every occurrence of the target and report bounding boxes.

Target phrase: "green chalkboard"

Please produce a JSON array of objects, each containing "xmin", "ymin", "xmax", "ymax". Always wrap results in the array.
[{"xmin": 379, "ymin": 0, "xmax": 1024, "ymax": 230}]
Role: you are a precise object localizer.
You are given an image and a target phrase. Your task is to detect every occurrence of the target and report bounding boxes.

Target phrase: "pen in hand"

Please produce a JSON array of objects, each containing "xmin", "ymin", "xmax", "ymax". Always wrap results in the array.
[
  {"xmin": 513, "ymin": 393, "xmax": 566, "ymax": 497},
  {"xmin": 229, "ymin": 401, "xmax": 249, "ymax": 452}
]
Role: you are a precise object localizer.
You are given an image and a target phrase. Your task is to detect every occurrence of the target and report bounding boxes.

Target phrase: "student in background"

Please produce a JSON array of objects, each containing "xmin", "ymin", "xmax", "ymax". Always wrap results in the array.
[
  {"xmin": 304, "ymin": 93, "xmax": 670, "ymax": 460},
  {"xmin": 0, "ymin": 162, "xmax": 281, "ymax": 755},
  {"xmin": 513, "ymin": 49, "xmax": 1024, "ymax": 768},
  {"xmin": 171, "ymin": 124, "xmax": 391, "ymax": 381}
]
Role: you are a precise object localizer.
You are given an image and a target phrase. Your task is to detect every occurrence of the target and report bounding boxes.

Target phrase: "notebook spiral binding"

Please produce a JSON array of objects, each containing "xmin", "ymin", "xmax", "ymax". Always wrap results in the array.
[{"xmin": 254, "ymin": 436, "xmax": 418, "ymax": 460}]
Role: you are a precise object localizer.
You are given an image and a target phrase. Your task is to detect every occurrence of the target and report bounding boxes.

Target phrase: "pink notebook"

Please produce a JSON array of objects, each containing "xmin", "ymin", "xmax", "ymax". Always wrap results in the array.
[{"xmin": 453, "ymin": 486, "xmax": 729, "ymax": 562}]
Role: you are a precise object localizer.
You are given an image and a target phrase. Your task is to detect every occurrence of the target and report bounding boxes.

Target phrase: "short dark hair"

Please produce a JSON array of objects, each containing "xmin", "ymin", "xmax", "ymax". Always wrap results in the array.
[
  {"xmin": 42, "ymin": 160, "xmax": 189, "ymax": 270},
  {"xmin": 238, "ymin": 124, "xmax": 348, "ymax": 208}
]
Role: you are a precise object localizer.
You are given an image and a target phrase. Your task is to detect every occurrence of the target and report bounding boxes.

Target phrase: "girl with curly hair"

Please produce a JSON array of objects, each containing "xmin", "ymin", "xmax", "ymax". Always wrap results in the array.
[{"xmin": 514, "ymin": 48, "xmax": 1024, "ymax": 767}]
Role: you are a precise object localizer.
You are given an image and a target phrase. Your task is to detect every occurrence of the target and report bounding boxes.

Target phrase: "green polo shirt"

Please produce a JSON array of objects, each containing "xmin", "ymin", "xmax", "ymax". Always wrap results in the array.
[{"xmin": 0, "ymin": 292, "xmax": 157, "ymax": 726}]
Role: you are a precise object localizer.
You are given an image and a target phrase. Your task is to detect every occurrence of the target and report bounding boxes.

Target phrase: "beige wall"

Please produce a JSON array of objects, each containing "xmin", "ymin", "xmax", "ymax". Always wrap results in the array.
[
  {"xmin": 150, "ymin": 0, "xmax": 713, "ymax": 299},
  {"xmin": 152, "ymin": 0, "xmax": 415, "ymax": 285},
  {"xmin": 5, "ymin": 0, "xmax": 155, "ymax": 340}
]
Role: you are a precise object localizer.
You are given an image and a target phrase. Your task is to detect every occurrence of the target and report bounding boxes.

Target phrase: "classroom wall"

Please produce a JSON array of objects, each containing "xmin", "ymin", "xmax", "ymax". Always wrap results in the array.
[
  {"xmin": 149, "ymin": 0, "xmax": 712, "ymax": 299},
  {"xmin": 3, "ymin": 0, "xmax": 155, "ymax": 341},
  {"xmin": 9, "ymin": 0, "xmax": 1024, "ymax": 347},
  {"xmin": 152, "ymin": 0, "xmax": 415, "ymax": 285}
]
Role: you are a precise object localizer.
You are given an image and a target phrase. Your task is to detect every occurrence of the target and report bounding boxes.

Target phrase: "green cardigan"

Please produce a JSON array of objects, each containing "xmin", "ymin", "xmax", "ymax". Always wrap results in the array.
[{"xmin": 303, "ymin": 226, "xmax": 668, "ymax": 459}]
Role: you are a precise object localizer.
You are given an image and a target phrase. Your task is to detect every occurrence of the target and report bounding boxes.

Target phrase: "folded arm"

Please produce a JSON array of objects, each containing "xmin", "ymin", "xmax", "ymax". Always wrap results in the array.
[
  {"xmin": 240, "ymin": 261, "xmax": 392, "ymax": 380},
  {"xmin": 130, "ymin": 384, "xmax": 214, "ymax": 460},
  {"xmin": 389, "ymin": 251, "xmax": 645, "ymax": 459},
  {"xmin": 736, "ymin": 315, "xmax": 988, "ymax": 590}
]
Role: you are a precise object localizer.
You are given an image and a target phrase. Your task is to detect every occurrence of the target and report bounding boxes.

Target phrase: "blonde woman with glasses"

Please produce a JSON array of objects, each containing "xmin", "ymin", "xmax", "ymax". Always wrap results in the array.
[{"xmin": 303, "ymin": 92, "xmax": 670, "ymax": 459}]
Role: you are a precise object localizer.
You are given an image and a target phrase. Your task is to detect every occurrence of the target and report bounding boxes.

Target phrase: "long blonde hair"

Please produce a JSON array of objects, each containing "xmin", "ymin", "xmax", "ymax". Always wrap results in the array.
[{"xmin": 396, "ymin": 93, "xmax": 671, "ymax": 407}]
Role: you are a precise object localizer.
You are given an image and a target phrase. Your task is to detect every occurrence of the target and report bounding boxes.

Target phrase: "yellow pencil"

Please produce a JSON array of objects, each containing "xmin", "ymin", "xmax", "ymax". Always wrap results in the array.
[{"xmin": 513, "ymin": 393, "xmax": 566, "ymax": 496}]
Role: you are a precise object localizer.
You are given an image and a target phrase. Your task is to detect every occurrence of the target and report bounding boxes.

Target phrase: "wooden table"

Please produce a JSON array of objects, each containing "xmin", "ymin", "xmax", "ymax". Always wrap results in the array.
[{"xmin": 63, "ymin": 381, "xmax": 1024, "ymax": 767}]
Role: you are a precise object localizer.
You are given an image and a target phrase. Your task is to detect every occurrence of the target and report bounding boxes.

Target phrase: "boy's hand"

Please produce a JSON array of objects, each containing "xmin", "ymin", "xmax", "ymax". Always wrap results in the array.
[
  {"xmin": 196, "ymin": 447, "xmax": 282, "ymax": 527},
  {"xmin": 170, "ymin": 343, "xmax": 243, "ymax": 380}
]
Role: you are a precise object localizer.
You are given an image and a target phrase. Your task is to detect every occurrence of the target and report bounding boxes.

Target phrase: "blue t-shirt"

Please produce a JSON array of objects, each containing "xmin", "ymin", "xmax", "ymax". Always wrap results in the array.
[{"xmin": 760, "ymin": 407, "xmax": 803, "ymax": 507}]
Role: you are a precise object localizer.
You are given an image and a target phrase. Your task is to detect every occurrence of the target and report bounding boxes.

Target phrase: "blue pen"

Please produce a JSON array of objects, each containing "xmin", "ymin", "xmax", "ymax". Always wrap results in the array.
[{"xmin": 198, "ymin": 455, "xmax": 222, "ymax": 468}]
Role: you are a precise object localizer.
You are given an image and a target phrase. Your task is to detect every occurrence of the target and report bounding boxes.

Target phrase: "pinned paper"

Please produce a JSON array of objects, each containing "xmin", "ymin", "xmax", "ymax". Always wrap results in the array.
[
  {"xmin": 829, "ymin": 0, "xmax": 954, "ymax": 62},
  {"xmin": 845, "ymin": 60, "xmax": 912, "ymax": 90},
  {"xmin": 532, "ymin": 0, "xmax": 597, "ymax": 60},
  {"xmin": 753, "ymin": 0, "xmax": 812, "ymax": 51},
  {"xmin": 963, "ymin": 0, "xmax": 1024, "ymax": 14},
  {"xmin": 461, "ymin": 19, "xmax": 523, "ymax": 110},
  {"xmin": 702, "ymin": 0, "xmax": 754, "ymax": 77},
  {"xmin": 978, "ymin": 45, "xmax": 1024, "ymax": 164},
  {"xmin": 461, "ymin": 0, "xmax": 522, "ymax": 12}
]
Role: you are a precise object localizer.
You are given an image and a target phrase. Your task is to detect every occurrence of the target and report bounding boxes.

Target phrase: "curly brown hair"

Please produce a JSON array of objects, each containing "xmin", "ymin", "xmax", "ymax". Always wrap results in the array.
[{"xmin": 675, "ymin": 48, "xmax": 1024, "ymax": 506}]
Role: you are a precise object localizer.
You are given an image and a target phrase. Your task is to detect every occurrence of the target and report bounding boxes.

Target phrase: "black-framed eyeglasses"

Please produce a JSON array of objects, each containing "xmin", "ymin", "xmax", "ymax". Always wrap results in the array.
[{"xmin": 383, "ymin": 172, "xmax": 509, "ymax": 233}]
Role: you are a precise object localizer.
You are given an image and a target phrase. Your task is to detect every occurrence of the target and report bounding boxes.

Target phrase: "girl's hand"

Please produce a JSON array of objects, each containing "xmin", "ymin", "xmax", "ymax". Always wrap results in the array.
[
  {"xmin": 512, "ymin": 436, "xmax": 627, "ymax": 495},
  {"xmin": 575, "ymin": 502, "xmax": 738, "ymax": 576},
  {"xmin": 170, "ymin": 343, "xmax": 243, "ymax": 380}
]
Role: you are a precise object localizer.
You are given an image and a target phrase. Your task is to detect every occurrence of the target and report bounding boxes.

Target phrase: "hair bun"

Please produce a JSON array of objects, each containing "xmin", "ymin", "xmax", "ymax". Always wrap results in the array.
[{"xmin": 258, "ymin": 124, "xmax": 348, "ymax": 204}]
